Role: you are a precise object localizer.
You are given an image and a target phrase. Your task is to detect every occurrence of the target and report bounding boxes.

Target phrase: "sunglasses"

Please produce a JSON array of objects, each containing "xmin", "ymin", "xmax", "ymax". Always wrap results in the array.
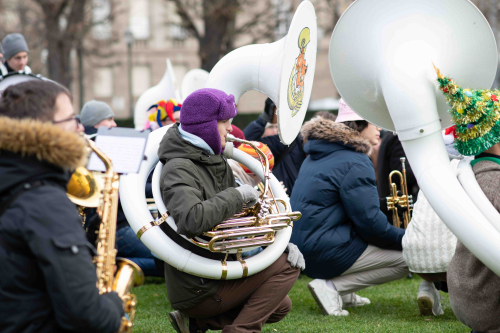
[{"xmin": 52, "ymin": 115, "xmax": 81, "ymax": 126}]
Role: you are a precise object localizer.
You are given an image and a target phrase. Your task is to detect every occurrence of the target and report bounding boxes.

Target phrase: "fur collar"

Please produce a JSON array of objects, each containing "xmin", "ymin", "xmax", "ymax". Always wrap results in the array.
[
  {"xmin": 0, "ymin": 116, "xmax": 88, "ymax": 170},
  {"xmin": 301, "ymin": 116, "xmax": 373, "ymax": 155}
]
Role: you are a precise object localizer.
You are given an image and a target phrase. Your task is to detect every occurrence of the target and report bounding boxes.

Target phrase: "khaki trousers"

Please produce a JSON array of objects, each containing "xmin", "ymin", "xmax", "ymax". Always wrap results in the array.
[
  {"xmin": 182, "ymin": 253, "xmax": 300, "ymax": 333},
  {"xmin": 331, "ymin": 245, "xmax": 409, "ymax": 296}
]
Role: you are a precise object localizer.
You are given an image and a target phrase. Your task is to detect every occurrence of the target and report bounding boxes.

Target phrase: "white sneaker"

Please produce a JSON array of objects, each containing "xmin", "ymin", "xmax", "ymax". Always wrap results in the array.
[
  {"xmin": 417, "ymin": 281, "xmax": 444, "ymax": 316},
  {"xmin": 341, "ymin": 292, "xmax": 371, "ymax": 308},
  {"xmin": 308, "ymin": 279, "xmax": 349, "ymax": 316}
]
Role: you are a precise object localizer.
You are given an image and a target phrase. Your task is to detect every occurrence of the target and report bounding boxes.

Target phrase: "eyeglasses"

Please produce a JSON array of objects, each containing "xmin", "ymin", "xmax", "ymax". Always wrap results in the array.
[{"xmin": 53, "ymin": 115, "xmax": 81, "ymax": 126}]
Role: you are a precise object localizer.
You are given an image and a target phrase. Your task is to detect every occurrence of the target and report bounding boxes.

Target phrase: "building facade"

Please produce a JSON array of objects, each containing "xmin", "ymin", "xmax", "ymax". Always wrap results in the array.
[{"xmin": 74, "ymin": 0, "xmax": 342, "ymax": 118}]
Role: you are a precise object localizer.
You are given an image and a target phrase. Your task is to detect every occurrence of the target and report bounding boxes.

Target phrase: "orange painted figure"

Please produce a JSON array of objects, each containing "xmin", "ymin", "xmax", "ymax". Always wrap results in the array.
[{"xmin": 295, "ymin": 46, "xmax": 307, "ymax": 91}]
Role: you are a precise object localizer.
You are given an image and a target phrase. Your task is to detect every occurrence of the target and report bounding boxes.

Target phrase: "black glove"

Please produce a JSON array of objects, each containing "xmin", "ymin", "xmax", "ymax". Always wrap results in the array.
[
  {"xmin": 102, "ymin": 291, "xmax": 126, "ymax": 317},
  {"xmin": 258, "ymin": 98, "xmax": 276, "ymax": 123},
  {"xmin": 85, "ymin": 213, "xmax": 102, "ymax": 245}
]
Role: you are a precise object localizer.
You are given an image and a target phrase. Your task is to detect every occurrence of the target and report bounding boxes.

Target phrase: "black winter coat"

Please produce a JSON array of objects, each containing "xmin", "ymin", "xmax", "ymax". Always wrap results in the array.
[
  {"xmin": 0, "ymin": 117, "xmax": 123, "ymax": 333},
  {"xmin": 243, "ymin": 117, "xmax": 306, "ymax": 196},
  {"xmin": 158, "ymin": 124, "xmax": 244, "ymax": 310},
  {"xmin": 290, "ymin": 117, "xmax": 405, "ymax": 279},
  {"xmin": 376, "ymin": 133, "xmax": 419, "ymax": 201}
]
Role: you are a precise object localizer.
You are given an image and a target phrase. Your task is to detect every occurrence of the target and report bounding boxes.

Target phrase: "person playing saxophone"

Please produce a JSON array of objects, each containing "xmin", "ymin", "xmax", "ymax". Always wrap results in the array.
[
  {"xmin": 0, "ymin": 81, "xmax": 124, "ymax": 333},
  {"xmin": 158, "ymin": 88, "xmax": 304, "ymax": 333}
]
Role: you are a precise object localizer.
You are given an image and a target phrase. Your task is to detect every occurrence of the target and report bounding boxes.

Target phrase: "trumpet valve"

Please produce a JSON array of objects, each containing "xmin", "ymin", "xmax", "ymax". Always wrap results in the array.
[{"xmin": 386, "ymin": 196, "xmax": 396, "ymax": 210}]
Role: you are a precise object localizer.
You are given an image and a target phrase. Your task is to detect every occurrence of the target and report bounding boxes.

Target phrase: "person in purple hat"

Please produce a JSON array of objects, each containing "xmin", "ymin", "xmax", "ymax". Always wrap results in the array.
[{"xmin": 157, "ymin": 88, "xmax": 304, "ymax": 333}]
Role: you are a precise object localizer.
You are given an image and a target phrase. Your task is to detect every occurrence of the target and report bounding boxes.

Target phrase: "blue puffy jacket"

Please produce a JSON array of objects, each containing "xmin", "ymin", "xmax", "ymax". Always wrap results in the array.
[{"xmin": 290, "ymin": 117, "xmax": 405, "ymax": 279}]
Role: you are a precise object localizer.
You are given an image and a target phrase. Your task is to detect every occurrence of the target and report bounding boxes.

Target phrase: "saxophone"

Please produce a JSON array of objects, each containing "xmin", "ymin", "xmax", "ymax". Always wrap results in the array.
[{"xmin": 90, "ymin": 140, "xmax": 145, "ymax": 332}]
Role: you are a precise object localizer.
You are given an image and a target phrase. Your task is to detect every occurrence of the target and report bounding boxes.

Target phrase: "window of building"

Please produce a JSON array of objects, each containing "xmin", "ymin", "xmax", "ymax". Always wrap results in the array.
[
  {"xmin": 92, "ymin": 0, "xmax": 112, "ymax": 40},
  {"xmin": 274, "ymin": 0, "xmax": 293, "ymax": 41},
  {"xmin": 133, "ymin": 65, "xmax": 151, "ymax": 97},
  {"xmin": 93, "ymin": 67, "xmax": 113, "ymax": 97},
  {"xmin": 130, "ymin": 0, "xmax": 150, "ymax": 40}
]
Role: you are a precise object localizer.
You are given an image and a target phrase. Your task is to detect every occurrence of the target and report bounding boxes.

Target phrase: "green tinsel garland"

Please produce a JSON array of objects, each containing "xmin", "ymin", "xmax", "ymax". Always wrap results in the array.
[
  {"xmin": 455, "ymin": 120, "xmax": 500, "ymax": 156},
  {"xmin": 436, "ymin": 70, "xmax": 500, "ymax": 156}
]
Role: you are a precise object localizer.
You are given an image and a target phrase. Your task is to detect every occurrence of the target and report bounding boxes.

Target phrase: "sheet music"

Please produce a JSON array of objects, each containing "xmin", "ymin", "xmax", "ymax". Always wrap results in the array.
[{"xmin": 87, "ymin": 127, "xmax": 148, "ymax": 174}]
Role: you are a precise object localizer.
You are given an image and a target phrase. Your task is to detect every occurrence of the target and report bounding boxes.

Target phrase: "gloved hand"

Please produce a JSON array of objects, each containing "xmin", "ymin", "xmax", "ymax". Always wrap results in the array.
[
  {"xmin": 236, "ymin": 184, "xmax": 259, "ymax": 207},
  {"xmin": 258, "ymin": 98, "xmax": 276, "ymax": 124},
  {"xmin": 85, "ymin": 213, "xmax": 102, "ymax": 245},
  {"xmin": 284, "ymin": 243, "xmax": 305, "ymax": 271}
]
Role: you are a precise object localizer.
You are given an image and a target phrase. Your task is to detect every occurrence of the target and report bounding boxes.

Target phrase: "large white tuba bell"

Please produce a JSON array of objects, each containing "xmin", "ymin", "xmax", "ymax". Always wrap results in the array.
[
  {"xmin": 181, "ymin": 69, "xmax": 209, "ymax": 102},
  {"xmin": 133, "ymin": 58, "xmax": 181, "ymax": 130},
  {"xmin": 329, "ymin": 0, "xmax": 500, "ymax": 275},
  {"xmin": 120, "ymin": 0, "xmax": 317, "ymax": 280},
  {"xmin": 205, "ymin": 0, "xmax": 317, "ymax": 145}
]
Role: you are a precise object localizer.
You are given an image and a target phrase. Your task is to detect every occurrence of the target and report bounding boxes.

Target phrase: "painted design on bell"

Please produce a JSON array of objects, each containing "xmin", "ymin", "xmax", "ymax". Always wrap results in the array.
[{"xmin": 287, "ymin": 27, "xmax": 310, "ymax": 117}]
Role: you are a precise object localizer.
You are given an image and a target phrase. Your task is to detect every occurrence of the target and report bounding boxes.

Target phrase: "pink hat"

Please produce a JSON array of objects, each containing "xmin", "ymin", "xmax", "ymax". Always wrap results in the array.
[{"xmin": 335, "ymin": 98, "xmax": 364, "ymax": 123}]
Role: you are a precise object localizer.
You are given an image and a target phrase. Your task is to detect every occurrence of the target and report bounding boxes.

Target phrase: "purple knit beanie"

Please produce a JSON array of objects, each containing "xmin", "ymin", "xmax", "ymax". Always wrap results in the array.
[{"xmin": 180, "ymin": 88, "xmax": 237, "ymax": 155}]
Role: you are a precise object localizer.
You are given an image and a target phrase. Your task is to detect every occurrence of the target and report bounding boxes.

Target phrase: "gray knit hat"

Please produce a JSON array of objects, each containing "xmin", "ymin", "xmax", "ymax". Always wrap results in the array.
[
  {"xmin": 2, "ymin": 33, "xmax": 29, "ymax": 60},
  {"xmin": 80, "ymin": 100, "xmax": 115, "ymax": 127},
  {"xmin": 0, "ymin": 42, "xmax": 4, "ymax": 56}
]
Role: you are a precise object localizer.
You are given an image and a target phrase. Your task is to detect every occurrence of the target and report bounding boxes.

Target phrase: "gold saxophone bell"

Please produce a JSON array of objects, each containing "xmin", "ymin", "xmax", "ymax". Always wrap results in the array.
[
  {"xmin": 67, "ymin": 166, "xmax": 101, "ymax": 207},
  {"xmin": 189, "ymin": 137, "xmax": 301, "ymax": 257},
  {"xmin": 386, "ymin": 157, "xmax": 414, "ymax": 229}
]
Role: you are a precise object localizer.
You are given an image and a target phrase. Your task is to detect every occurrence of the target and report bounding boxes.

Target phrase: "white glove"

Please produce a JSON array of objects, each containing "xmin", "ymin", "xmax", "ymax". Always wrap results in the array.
[
  {"xmin": 285, "ymin": 243, "xmax": 306, "ymax": 271},
  {"xmin": 236, "ymin": 184, "xmax": 259, "ymax": 207}
]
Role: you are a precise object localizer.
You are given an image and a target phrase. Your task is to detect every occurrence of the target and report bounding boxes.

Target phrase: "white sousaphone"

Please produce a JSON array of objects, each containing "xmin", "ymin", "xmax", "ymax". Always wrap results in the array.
[
  {"xmin": 133, "ymin": 58, "xmax": 181, "ymax": 130},
  {"xmin": 329, "ymin": 0, "xmax": 500, "ymax": 275},
  {"xmin": 120, "ymin": 0, "xmax": 317, "ymax": 280},
  {"xmin": 181, "ymin": 68, "xmax": 209, "ymax": 102}
]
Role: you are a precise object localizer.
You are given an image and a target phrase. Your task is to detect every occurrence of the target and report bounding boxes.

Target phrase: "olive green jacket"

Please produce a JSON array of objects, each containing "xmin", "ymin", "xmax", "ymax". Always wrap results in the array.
[{"xmin": 158, "ymin": 124, "xmax": 244, "ymax": 310}]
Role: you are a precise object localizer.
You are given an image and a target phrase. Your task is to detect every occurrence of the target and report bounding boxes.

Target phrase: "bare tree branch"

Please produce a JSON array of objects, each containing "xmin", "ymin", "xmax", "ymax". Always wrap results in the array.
[{"xmin": 172, "ymin": 0, "xmax": 201, "ymax": 39}]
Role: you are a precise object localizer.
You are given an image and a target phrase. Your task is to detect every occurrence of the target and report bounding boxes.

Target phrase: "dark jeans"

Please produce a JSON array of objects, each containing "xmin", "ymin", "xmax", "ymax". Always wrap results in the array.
[
  {"xmin": 116, "ymin": 226, "xmax": 162, "ymax": 277},
  {"xmin": 182, "ymin": 253, "xmax": 300, "ymax": 333}
]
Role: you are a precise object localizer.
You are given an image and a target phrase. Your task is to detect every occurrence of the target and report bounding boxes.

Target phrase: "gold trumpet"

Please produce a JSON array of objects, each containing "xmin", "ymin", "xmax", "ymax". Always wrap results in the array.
[
  {"xmin": 67, "ymin": 139, "xmax": 144, "ymax": 332},
  {"xmin": 190, "ymin": 137, "xmax": 301, "ymax": 255},
  {"xmin": 386, "ymin": 157, "xmax": 414, "ymax": 229}
]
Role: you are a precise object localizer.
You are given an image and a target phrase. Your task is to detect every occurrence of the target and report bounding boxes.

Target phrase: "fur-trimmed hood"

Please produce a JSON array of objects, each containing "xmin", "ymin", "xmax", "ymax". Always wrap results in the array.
[
  {"xmin": 300, "ymin": 116, "xmax": 372, "ymax": 156},
  {"xmin": 0, "ymin": 116, "xmax": 88, "ymax": 170}
]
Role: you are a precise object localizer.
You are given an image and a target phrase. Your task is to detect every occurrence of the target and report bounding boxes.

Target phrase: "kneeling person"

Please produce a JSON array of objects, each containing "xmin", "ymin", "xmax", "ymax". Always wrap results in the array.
[
  {"xmin": 159, "ymin": 88, "xmax": 303, "ymax": 333},
  {"xmin": 0, "ymin": 81, "xmax": 124, "ymax": 332},
  {"xmin": 290, "ymin": 100, "xmax": 409, "ymax": 316}
]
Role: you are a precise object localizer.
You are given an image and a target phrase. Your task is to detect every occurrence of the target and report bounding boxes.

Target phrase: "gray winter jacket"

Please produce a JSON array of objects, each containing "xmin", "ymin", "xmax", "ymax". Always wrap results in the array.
[{"xmin": 448, "ymin": 156, "xmax": 500, "ymax": 333}]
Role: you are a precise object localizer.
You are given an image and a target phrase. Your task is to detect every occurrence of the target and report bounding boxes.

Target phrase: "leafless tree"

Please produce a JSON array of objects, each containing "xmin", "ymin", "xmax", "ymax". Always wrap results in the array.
[
  {"xmin": 169, "ymin": 0, "xmax": 277, "ymax": 71},
  {"xmin": 33, "ymin": 0, "xmax": 123, "ymax": 89},
  {"xmin": 0, "ymin": 0, "xmax": 46, "ymax": 75},
  {"xmin": 0, "ymin": 0, "xmax": 120, "ymax": 90}
]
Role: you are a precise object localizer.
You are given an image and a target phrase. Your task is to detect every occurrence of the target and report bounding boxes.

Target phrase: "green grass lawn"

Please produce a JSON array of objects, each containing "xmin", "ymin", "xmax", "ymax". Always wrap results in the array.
[{"xmin": 131, "ymin": 275, "xmax": 469, "ymax": 333}]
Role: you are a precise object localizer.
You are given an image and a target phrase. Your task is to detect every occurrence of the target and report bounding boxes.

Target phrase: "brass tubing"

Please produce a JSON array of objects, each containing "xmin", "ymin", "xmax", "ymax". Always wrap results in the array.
[
  {"xmin": 227, "ymin": 137, "xmax": 271, "ymax": 204},
  {"xmin": 210, "ymin": 237, "xmax": 276, "ymax": 252},
  {"xmin": 400, "ymin": 157, "xmax": 412, "ymax": 229},
  {"xmin": 214, "ymin": 221, "xmax": 259, "ymax": 229},
  {"xmin": 206, "ymin": 227, "xmax": 275, "ymax": 238}
]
